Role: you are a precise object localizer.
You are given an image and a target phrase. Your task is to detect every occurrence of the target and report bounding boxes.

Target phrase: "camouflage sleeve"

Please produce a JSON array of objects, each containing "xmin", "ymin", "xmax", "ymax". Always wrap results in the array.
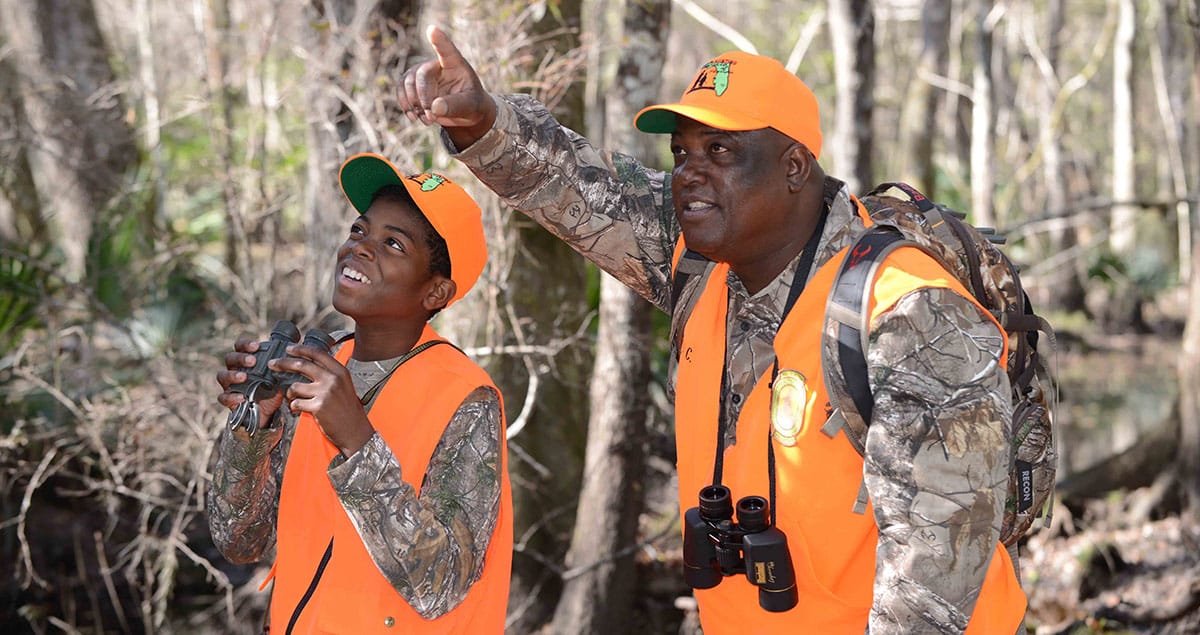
[
  {"xmin": 327, "ymin": 386, "xmax": 502, "ymax": 620},
  {"xmin": 863, "ymin": 287, "xmax": 1012, "ymax": 634},
  {"xmin": 449, "ymin": 93, "xmax": 679, "ymax": 311},
  {"xmin": 206, "ymin": 411, "xmax": 296, "ymax": 564}
]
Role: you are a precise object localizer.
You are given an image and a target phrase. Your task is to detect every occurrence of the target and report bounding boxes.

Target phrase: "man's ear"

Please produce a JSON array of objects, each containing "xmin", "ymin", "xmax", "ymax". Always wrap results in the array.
[
  {"xmin": 423, "ymin": 277, "xmax": 457, "ymax": 312},
  {"xmin": 785, "ymin": 143, "xmax": 815, "ymax": 193}
]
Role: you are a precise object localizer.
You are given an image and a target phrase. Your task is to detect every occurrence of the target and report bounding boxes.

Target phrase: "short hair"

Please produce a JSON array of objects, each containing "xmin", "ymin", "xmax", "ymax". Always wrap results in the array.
[{"xmin": 369, "ymin": 184, "xmax": 452, "ymax": 281}]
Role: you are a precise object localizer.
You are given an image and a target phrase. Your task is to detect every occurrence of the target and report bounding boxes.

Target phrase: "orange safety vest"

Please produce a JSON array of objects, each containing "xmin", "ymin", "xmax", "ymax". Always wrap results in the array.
[
  {"xmin": 673, "ymin": 221, "xmax": 1026, "ymax": 633},
  {"xmin": 268, "ymin": 324, "xmax": 512, "ymax": 634}
]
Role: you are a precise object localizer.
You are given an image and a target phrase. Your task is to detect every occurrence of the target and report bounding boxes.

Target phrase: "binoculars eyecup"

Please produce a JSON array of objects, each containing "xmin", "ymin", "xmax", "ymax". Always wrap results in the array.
[
  {"xmin": 698, "ymin": 485, "xmax": 733, "ymax": 520},
  {"xmin": 735, "ymin": 495, "xmax": 769, "ymax": 532}
]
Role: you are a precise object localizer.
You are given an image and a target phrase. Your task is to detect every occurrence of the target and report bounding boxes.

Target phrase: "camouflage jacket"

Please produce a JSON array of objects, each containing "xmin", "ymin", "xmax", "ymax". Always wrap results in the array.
[
  {"xmin": 207, "ymin": 355, "xmax": 502, "ymax": 620},
  {"xmin": 448, "ymin": 94, "xmax": 1014, "ymax": 633}
]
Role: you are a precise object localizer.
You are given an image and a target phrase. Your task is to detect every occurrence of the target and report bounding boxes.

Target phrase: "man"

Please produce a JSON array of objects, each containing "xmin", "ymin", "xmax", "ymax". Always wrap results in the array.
[
  {"xmin": 398, "ymin": 26, "xmax": 1027, "ymax": 634},
  {"xmin": 208, "ymin": 153, "xmax": 512, "ymax": 634}
]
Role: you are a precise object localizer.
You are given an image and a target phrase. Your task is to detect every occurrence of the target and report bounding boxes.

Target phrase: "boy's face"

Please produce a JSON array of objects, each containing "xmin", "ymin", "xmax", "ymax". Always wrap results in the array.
[{"xmin": 332, "ymin": 197, "xmax": 449, "ymax": 325}]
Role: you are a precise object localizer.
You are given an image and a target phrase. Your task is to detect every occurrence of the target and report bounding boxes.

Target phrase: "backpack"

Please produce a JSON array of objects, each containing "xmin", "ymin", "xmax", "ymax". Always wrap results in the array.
[{"xmin": 821, "ymin": 181, "xmax": 1057, "ymax": 546}]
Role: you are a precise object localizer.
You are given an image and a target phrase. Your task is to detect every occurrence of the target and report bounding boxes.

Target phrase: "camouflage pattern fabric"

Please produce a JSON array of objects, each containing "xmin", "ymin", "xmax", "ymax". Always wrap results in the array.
[
  {"xmin": 207, "ymin": 358, "xmax": 502, "ymax": 619},
  {"xmin": 450, "ymin": 94, "xmax": 1017, "ymax": 633}
]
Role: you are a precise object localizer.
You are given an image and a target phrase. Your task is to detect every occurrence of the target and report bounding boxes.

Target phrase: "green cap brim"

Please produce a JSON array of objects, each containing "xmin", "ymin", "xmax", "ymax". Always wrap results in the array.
[
  {"xmin": 634, "ymin": 108, "xmax": 679, "ymax": 134},
  {"xmin": 340, "ymin": 155, "xmax": 405, "ymax": 214}
]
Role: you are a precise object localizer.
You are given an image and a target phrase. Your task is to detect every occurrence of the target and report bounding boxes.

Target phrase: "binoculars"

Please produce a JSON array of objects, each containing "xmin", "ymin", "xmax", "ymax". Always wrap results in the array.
[
  {"xmin": 682, "ymin": 484, "xmax": 798, "ymax": 612},
  {"xmin": 227, "ymin": 320, "xmax": 334, "ymax": 435}
]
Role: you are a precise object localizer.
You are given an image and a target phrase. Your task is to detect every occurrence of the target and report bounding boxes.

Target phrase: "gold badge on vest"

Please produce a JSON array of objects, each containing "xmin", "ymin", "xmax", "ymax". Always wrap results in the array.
[{"xmin": 770, "ymin": 370, "xmax": 810, "ymax": 447}]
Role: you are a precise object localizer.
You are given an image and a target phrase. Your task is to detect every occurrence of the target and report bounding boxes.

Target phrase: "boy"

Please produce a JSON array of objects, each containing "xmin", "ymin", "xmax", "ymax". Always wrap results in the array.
[{"xmin": 208, "ymin": 154, "xmax": 511, "ymax": 633}]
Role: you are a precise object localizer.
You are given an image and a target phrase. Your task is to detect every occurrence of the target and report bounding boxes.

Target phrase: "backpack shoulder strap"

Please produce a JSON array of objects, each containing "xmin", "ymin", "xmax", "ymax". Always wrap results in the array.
[{"xmin": 820, "ymin": 225, "xmax": 913, "ymax": 454}]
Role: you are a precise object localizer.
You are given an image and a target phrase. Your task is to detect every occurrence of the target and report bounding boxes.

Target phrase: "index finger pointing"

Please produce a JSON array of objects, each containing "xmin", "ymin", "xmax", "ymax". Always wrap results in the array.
[{"xmin": 427, "ymin": 25, "xmax": 466, "ymax": 72}]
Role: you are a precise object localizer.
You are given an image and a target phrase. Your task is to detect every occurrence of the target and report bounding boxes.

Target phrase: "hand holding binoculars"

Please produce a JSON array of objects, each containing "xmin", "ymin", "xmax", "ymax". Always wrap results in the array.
[{"xmin": 226, "ymin": 320, "xmax": 334, "ymax": 435}]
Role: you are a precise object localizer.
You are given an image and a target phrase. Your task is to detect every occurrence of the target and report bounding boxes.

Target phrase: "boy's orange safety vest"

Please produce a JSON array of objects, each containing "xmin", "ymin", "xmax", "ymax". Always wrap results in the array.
[
  {"xmin": 269, "ymin": 325, "xmax": 512, "ymax": 634},
  {"xmin": 674, "ymin": 234, "xmax": 1026, "ymax": 633}
]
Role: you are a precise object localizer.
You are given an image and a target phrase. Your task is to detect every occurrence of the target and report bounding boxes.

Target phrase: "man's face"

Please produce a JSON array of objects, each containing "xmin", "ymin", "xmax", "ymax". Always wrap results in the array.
[
  {"xmin": 332, "ymin": 197, "xmax": 446, "ymax": 325},
  {"xmin": 669, "ymin": 118, "xmax": 799, "ymax": 278}
]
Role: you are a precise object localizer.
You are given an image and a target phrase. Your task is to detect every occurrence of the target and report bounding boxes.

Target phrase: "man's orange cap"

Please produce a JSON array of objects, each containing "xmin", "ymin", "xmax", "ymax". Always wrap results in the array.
[
  {"xmin": 338, "ymin": 153, "xmax": 487, "ymax": 308},
  {"xmin": 634, "ymin": 51, "xmax": 822, "ymax": 159}
]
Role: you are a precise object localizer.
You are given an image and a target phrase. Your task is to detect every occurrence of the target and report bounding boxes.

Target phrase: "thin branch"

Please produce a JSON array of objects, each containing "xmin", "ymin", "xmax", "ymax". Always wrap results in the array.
[
  {"xmin": 12, "ymin": 367, "xmax": 86, "ymax": 421},
  {"xmin": 514, "ymin": 499, "xmax": 578, "ymax": 554},
  {"xmin": 1002, "ymin": 194, "xmax": 1200, "ymax": 237},
  {"xmin": 46, "ymin": 617, "xmax": 83, "ymax": 634},
  {"xmin": 560, "ymin": 509, "xmax": 681, "ymax": 581},
  {"xmin": 18, "ymin": 439, "xmax": 76, "ymax": 590},
  {"xmin": 784, "ymin": 9, "xmax": 825, "ymax": 74},
  {"xmin": 501, "ymin": 301, "xmax": 540, "ymax": 441},
  {"xmin": 464, "ymin": 343, "xmax": 575, "ymax": 358},
  {"xmin": 995, "ymin": 0, "xmax": 1120, "ymax": 215},
  {"xmin": 916, "ymin": 69, "xmax": 974, "ymax": 100},
  {"xmin": 504, "ymin": 365, "xmax": 539, "ymax": 441},
  {"xmin": 671, "ymin": 0, "xmax": 758, "ymax": 53},
  {"xmin": 327, "ymin": 83, "xmax": 381, "ymax": 149},
  {"xmin": 73, "ymin": 530, "xmax": 106, "ymax": 634},
  {"xmin": 507, "ymin": 440, "xmax": 552, "ymax": 479},
  {"xmin": 94, "ymin": 531, "xmax": 131, "ymax": 634}
]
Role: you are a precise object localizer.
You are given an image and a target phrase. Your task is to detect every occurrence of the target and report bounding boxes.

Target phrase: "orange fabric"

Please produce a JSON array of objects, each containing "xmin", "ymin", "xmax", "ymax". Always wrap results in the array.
[
  {"xmin": 634, "ymin": 51, "xmax": 822, "ymax": 158},
  {"xmin": 673, "ymin": 240, "xmax": 1025, "ymax": 633},
  {"xmin": 270, "ymin": 324, "xmax": 512, "ymax": 634}
]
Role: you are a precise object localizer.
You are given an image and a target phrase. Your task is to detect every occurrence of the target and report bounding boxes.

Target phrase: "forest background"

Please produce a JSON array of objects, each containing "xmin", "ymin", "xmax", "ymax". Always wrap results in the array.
[{"xmin": 2, "ymin": 0, "xmax": 1199, "ymax": 633}]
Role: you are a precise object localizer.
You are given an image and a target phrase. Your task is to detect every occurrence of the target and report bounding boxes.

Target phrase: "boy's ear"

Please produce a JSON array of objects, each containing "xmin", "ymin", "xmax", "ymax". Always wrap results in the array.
[{"xmin": 423, "ymin": 277, "xmax": 457, "ymax": 312}]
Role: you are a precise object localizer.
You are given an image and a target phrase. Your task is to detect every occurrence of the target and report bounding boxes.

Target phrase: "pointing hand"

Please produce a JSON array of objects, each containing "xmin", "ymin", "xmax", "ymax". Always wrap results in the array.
[{"xmin": 399, "ymin": 25, "xmax": 498, "ymax": 149}]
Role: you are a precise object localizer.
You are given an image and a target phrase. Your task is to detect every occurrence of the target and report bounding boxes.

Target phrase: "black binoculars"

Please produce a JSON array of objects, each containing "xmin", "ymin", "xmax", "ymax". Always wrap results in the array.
[
  {"xmin": 682, "ymin": 484, "xmax": 798, "ymax": 612},
  {"xmin": 227, "ymin": 320, "xmax": 334, "ymax": 435}
]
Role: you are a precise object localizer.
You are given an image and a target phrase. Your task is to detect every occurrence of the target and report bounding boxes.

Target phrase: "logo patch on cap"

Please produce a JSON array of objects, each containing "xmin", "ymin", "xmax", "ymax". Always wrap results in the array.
[
  {"xmin": 687, "ymin": 59, "xmax": 735, "ymax": 97},
  {"xmin": 410, "ymin": 173, "xmax": 447, "ymax": 192}
]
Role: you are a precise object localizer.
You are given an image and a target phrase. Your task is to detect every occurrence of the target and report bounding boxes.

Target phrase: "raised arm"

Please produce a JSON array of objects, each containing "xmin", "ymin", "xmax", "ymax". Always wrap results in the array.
[{"xmin": 399, "ymin": 26, "xmax": 681, "ymax": 311}]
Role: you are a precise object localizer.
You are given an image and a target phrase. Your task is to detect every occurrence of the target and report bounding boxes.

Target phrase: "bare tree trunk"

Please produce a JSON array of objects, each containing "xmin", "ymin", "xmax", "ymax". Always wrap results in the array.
[
  {"xmin": 1090, "ymin": 0, "xmax": 1146, "ymax": 332},
  {"xmin": 195, "ymin": 0, "xmax": 249, "ymax": 281},
  {"xmin": 435, "ymin": 3, "xmax": 591, "ymax": 632},
  {"xmin": 1152, "ymin": 0, "xmax": 1193, "ymax": 285},
  {"xmin": 134, "ymin": 0, "xmax": 165, "ymax": 225},
  {"xmin": 302, "ymin": 0, "xmax": 365, "ymax": 321},
  {"xmin": 827, "ymin": 0, "xmax": 875, "ymax": 193},
  {"xmin": 942, "ymin": 0, "xmax": 971, "ymax": 188},
  {"xmin": 1179, "ymin": 0, "xmax": 1200, "ymax": 521},
  {"xmin": 1110, "ymin": 0, "xmax": 1137, "ymax": 256},
  {"xmin": 1037, "ymin": 0, "xmax": 1087, "ymax": 312},
  {"xmin": 991, "ymin": 6, "xmax": 1017, "ymax": 229},
  {"xmin": 1183, "ymin": 239, "xmax": 1200, "ymax": 521},
  {"xmin": 0, "ymin": 0, "xmax": 137, "ymax": 280},
  {"xmin": 550, "ymin": 1, "xmax": 665, "ymax": 632},
  {"xmin": 0, "ymin": 43, "xmax": 44, "ymax": 243},
  {"xmin": 899, "ymin": 0, "xmax": 949, "ymax": 197},
  {"xmin": 970, "ymin": 0, "xmax": 996, "ymax": 228},
  {"xmin": 299, "ymin": 0, "xmax": 414, "ymax": 322}
]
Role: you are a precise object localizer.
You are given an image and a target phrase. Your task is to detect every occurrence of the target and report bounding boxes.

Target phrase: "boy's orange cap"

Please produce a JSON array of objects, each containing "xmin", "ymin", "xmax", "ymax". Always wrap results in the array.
[
  {"xmin": 634, "ymin": 51, "xmax": 822, "ymax": 159},
  {"xmin": 338, "ymin": 153, "xmax": 486, "ymax": 307}
]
